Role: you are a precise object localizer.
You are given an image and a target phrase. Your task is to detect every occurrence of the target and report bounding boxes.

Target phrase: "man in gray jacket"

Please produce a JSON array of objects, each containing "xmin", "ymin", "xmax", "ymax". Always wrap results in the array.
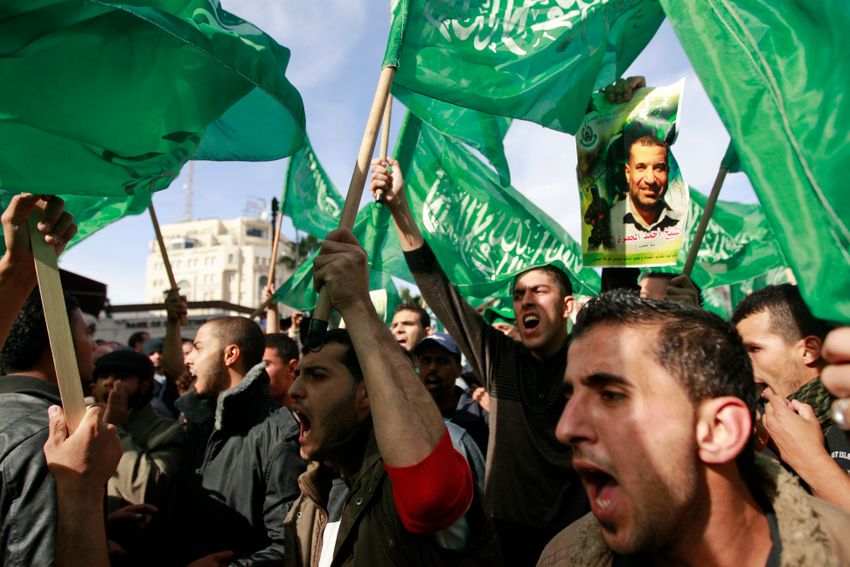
[{"xmin": 174, "ymin": 317, "xmax": 306, "ymax": 566}]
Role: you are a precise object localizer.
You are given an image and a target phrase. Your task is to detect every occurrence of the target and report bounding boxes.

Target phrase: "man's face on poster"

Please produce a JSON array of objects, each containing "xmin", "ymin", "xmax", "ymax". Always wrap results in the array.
[{"xmin": 625, "ymin": 143, "xmax": 669, "ymax": 215}]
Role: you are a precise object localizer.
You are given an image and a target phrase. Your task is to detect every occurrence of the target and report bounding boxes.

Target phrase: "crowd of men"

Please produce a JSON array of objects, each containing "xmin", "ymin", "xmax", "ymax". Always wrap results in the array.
[{"xmin": 2, "ymin": 85, "xmax": 850, "ymax": 566}]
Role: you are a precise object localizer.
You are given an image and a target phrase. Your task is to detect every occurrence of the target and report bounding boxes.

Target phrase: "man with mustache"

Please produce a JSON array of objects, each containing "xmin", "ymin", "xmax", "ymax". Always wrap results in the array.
[{"xmin": 539, "ymin": 291, "xmax": 850, "ymax": 566}]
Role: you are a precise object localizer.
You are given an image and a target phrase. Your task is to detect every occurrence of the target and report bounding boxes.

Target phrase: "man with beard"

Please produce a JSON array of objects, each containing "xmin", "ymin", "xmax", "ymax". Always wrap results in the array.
[
  {"xmin": 372, "ymin": 158, "xmax": 584, "ymax": 565},
  {"xmin": 174, "ymin": 317, "xmax": 306, "ymax": 566},
  {"xmin": 90, "ymin": 348, "xmax": 185, "ymax": 557},
  {"xmin": 539, "ymin": 291, "xmax": 850, "ymax": 566},
  {"xmin": 283, "ymin": 229, "xmax": 500, "ymax": 566}
]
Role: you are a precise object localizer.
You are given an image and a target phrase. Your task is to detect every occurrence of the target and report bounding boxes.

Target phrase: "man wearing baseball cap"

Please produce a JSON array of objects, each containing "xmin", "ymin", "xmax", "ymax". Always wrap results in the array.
[{"xmin": 414, "ymin": 332, "xmax": 489, "ymax": 455}]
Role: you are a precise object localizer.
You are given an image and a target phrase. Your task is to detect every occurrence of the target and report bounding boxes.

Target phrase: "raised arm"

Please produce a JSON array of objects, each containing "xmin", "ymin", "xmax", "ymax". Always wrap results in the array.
[
  {"xmin": 313, "ymin": 229, "xmax": 473, "ymax": 533},
  {"xmin": 0, "ymin": 194, "xmax": 77, "ymax": 349},
  {"xmin": 161, "ymin": 289, "xmax": 188, "ymax": 384},
  {"xmin": 370, "ymin": 158, "xmax": 510, "ymax": 390},
  {"xmin": 313, "ymin": 229, "xmax": 443, "ymax": 465}
]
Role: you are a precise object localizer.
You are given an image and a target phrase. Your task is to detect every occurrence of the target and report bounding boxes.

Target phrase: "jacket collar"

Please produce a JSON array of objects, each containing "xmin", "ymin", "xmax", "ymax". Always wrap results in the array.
[
  {"xmin": 789, "ymin": 377, "xmax": 834, "ymax": 428},
  {"xmin": 0, "ymin": 374, "xmax": 62, "ymax": 404},
  {"xmin": 176, "ymin": 362, "xmax": 271, "ymax": 431},
  {"xmin": 566, "ymin": 454, "xmax": 840, "ymax": 566}
]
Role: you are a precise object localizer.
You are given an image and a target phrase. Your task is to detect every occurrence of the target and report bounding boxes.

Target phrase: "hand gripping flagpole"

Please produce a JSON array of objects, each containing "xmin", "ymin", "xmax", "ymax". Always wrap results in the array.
[
  {"xmin": 374, "ymin": 94, "xmax": 394, "ymax": 204},
  {"xmin": 308, "ymin": 66, "xmax": 396, "ymax": 340}
]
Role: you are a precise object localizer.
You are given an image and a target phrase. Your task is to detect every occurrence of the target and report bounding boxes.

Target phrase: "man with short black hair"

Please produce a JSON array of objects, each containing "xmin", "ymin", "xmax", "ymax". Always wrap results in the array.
[
  {"xmin": 732, "ymin": 284, "xmax": 850, "ymax": 510},
  {"xmin": 284, "ymin": 229, "xmax": 500, "ymax": 565},
  {"xmin": 128, "ymin": 331, "xmax": 150, "ymax": 353},
  {"xmin": 539, "ymin": 290, "xmax": 850, "ymax": 566},
  {"xmin": 391, "ymin": 302, "xmax": 431, "ymax": 351},
  {"xmin": 174, "ymin": 317, "xmax": 306, "ymax": 565},
  {"xmin": 264, "ymin": 333, "xmax": 299, "ymax": 407},
  {"xmin": 0, "ymin": 290, "xmax": 94, "ymax": 566},
  {"xmin": 373, "ymin": 158, "xmax": 585, "ymax": 565}
]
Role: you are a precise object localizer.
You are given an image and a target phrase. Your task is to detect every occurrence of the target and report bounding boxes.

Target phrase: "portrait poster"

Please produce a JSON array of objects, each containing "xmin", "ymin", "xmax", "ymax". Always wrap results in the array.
[{"xmin": 577, "ymin": 80, "xmax": 688, "ymax": 267}]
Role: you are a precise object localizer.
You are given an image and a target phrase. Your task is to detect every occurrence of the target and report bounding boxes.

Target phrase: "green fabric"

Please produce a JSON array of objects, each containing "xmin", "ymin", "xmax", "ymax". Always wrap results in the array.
[
  {"xmin": 274, "ymin": 203, "xmax": 409, "ymax": 323},
  {"xmin": 0, "ymin": 191, "xmax": 153, "ymax": 252},
  {"xmin": 660, "ymin": 0, "xmax": 850, "ymax": 324},
  {"xmin": 386, "ymin": 0, "xmax": 664, "ymax": 134},
  {"xmin": 281, "ymin": 136, "xmax": 345, "ymax": 238},
  {"xmin": 645, "ymin": 187, "xmax": 788, "ymax": 318},
  {"xmin": 396, "ymin": 114, "xmax": 600, "ymax": 298},
  {"xmin": 0, "ymin": 0, "xmax": 305, "ymax": 199},
  {"xmin": 393, "ymin": 87, "xmax": 513, "ymax": 186},
  {"xmin": 277, "ymin": 112, "xmax": 601, "ymax": 321},
  {"xmin": 720, "ymin": 141, "xmax": 741, "ymax": 173}
]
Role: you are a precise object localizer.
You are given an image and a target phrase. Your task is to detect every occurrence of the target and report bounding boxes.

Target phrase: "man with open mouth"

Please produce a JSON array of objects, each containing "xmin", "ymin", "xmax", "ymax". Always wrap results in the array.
[
  {"xmin": 373, "ymin": 156, "xmax": 585, "ymax": 565},
  {"xmin": 283, "ymin": 229, "xmax": 501, "ymax": 566},
  {"xmin": 539, "ymin": 291, "xmax": 850, "ymax": 566}
]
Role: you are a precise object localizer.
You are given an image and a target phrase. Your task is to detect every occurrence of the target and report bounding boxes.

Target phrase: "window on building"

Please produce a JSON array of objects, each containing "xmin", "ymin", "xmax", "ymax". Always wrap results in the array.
[{"xmin": 246, "ymin": 227, "xmax": 265, "ymax": 238}]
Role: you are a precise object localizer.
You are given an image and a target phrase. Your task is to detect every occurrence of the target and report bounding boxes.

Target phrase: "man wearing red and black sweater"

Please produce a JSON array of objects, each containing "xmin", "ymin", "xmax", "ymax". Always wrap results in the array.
[{"xmin": 283, "ymin": 229, "xmax": 501, "ymax": 566}]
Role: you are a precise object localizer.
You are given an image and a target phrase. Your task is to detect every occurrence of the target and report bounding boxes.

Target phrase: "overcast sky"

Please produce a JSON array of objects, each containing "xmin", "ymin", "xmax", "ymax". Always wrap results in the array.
[{"xmin": 59, "ymin": 2, "xmax": 757, "ymax": 304}]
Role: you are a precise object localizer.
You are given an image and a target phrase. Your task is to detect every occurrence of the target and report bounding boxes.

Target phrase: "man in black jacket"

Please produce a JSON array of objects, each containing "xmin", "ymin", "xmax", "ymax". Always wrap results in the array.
[{"xmin": 175, "ymin": 316, "xmax": 306, "ymax": 566}]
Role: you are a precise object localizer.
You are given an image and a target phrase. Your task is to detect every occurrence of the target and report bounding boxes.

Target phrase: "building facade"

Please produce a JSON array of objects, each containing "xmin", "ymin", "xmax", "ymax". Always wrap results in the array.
[{"xmin": 145, "ymin": 216, "xmax": 293, "ymax": 307}]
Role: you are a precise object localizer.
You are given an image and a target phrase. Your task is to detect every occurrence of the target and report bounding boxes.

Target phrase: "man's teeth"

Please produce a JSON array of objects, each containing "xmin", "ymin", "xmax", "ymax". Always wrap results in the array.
[{"xmin": 596, "ymin": 496, "xmax": 612, "ymax": 509}]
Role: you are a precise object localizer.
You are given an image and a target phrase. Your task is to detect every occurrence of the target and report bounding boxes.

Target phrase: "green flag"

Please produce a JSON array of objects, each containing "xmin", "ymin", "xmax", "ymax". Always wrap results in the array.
[
  {"xmin": 394, "ymin": 88, "xmax": 513, "ymax": 186},
  {"xmin": 281, "ymin": 137, "xmax": 345, "ymax": 238},
  {"xmin": 0, "ymin": 0, "xmax": 305, "ymax": 198},
  {"xmin": 660, "ymin": 0, "xmax": 850, "ymax": 324},
  {"xmin": 396, "ymin": 114, "xmax": 600, "ymax": 298},
  {"xmin": 274, "ymin": 202, "xmax": 411, "ymax": 322},
  {"xmin": 386, "ymin": 0, "xmax": 664, "ymax": 134},
  {"xmin": 646, "ymin": 186, "xmax": 788, "ymax": 316}
]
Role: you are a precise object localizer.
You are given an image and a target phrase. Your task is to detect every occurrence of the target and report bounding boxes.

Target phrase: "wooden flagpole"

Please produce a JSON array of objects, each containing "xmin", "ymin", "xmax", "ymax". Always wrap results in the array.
[
  {"xmin": 28, "ymin": 218, "xmax": 86, "ymax": 432},
  {"xmin": 682, "ymin": 165, "xmax": 728, "ymax": 278},
  {"xmin": 148, "ymin": 203, "xmax": 186, "ymax": 324},
  {"xmin": 374, "ymin": 94, "xmax": 394, "ymax": 203},
  {"xmin": 309, "ymin": 66, "xmax": 396, "ymax": 338}
]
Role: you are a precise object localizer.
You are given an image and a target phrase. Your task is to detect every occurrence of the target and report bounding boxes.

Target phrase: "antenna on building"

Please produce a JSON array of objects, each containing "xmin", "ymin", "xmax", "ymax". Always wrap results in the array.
[{"xmin": 183, "ymin": 161, "xmax": 194, "ymax": 222}]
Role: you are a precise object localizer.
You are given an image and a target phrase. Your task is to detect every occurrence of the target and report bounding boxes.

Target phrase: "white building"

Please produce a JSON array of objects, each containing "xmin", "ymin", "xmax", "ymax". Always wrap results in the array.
[{"xmin": 145, "ymin": 216, "xmax": 293, "ymax": 307}]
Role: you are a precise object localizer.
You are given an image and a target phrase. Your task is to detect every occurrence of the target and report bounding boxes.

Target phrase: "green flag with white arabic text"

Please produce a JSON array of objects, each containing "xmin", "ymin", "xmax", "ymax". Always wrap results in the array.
[
  {"xmin": 281, "ymin": 137, "xmax": 345, "ymax": 239},
  {"xmin": 660, "ymin": 0, "xmax": 850, "ymax": 324},
  {"xmin": 386, "ymin": 0, "xmax": 664, "ymax": 134}
]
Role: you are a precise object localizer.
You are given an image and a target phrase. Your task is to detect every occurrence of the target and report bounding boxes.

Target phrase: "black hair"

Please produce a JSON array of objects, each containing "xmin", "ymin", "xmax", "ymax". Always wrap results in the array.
[
  {"xmin": 128, "ymin": 331, "xmax": 149, "ymax": 349},
  {"xmin": 393, "ymin": 303, "xmax": 431, "ymax": 329},
  {"xmin": 0, "ymin": 289, "xmax": 80, "ymax": 374},
  {"xmin": 265, "ymin": 333, "xmax": 300, "ymax": 362},
  {"xmin": 574, "ymin": 290, "xmax": 756, "ymax": 478},
  {"xmin": 512, "ymin": 264, "xmax": 573, "ymax": 297},
  {"xmin": 205, "ymin": 317, "xmax": 265, "ymax": 369},
  {"xmin": 731, "ymin": 284, "xmax": 832, "ymax": 342},
  {"xmin": 301, "ymin": 328, "xmax": 363, "ymax": 382}
]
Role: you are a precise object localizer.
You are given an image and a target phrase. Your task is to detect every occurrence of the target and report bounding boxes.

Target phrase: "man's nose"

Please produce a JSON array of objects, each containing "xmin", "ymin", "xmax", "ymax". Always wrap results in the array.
[{"xmin": 555, "ymin": 396, "xmax": 593, "ymax": 447}]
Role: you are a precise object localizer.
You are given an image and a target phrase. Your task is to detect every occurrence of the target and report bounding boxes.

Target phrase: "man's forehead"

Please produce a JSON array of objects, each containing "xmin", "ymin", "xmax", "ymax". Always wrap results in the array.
[
  {"xmin": 514, "ymin": 268, "xmax": 558, "ymax": 289},
  {"xmin": 567, "ymin": 324, "xmax": 663, "ymax": 383},
  {"xmin": 393, "ymin": 310, "xmax": 421, "ymax": 324},
  {"xmin": 628, "ymin": 143, "xmax": 668, "ymax": 163}
]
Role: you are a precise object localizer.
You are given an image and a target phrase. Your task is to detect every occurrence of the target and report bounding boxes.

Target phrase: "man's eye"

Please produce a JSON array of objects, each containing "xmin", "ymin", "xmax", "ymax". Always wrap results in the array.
[{"xmin": 601, "ymin": 390, "xmax": 625, "ymax": 402}]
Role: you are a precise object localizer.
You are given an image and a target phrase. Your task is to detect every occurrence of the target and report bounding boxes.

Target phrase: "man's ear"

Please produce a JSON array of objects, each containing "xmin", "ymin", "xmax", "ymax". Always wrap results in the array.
[
  {"xmin": 287, "ymin": 358, "xmax": 299, "ymax": 376},
  {"xmin": 562, "ymin": 295, "xmax": 577, "ymax": 319},
  {"xmin": 801, "ymin": 335, "xmax": 823, "ymax": 367},
  {"xmin": 425, "ymin": 326, "xmax": 433, "ymax": 336},
  {"xmin": 695, "ymin": 397, "xmax": 752, "ymax": 465},
  {"xmin": 223, "ymin": 344, "xmax": 240, "ymax": 368},
  {"xmin": 356, "ymin": 381, "xmax": 370, "ymax": 412}
]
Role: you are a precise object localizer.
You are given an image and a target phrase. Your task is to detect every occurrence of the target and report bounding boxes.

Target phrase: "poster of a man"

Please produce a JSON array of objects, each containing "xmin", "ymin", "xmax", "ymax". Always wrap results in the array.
[{"xmin": 577, "ymin": 81, "xmax": 688, "ymax": 267}]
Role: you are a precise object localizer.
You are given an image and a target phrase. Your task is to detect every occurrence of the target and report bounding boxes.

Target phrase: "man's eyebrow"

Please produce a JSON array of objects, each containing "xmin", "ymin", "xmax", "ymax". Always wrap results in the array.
[{"xmin": 581, "ymin": 372, "xmax": 633, "ymax": 389}]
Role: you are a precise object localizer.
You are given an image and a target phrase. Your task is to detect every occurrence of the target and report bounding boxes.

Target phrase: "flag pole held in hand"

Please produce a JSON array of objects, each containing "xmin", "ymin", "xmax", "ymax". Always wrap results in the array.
[
  {"xmin": 375, "ymin": 95, "xmax": 394, "ymax": 205},
  {"xmin": 148, "ymin": 203, "xmax": 187, "ymax": 325},
  {"xmin": 310, "ymin": 65, "xmax": 396, "ymax": 340},
  {"xmin": 28, "ymin": 217, "xmax": 85, "ymax": 432}
]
